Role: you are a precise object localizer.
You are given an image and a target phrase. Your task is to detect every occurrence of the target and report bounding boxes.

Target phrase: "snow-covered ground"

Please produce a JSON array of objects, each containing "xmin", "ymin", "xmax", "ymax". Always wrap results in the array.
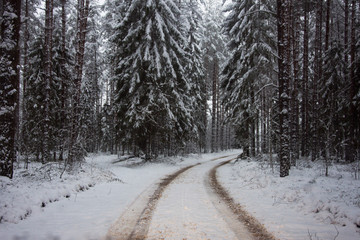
[
  {"xmin": 2, "ymin": 151, "xmax": 359, "ymax": 240},
  {"xmin": 0, "ymin": 150, "xmax": 239, "ymax": 240},
  {"xmin": 146, "ymin": 155, "xmax": 246, "ymax": 240},
  {"xmin": 218, "ymin": 158, "xmax": 360, "ymax": 240}
]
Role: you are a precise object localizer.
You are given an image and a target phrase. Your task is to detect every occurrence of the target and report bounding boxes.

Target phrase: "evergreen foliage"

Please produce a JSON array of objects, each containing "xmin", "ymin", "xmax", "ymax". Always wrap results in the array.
[
  {"xmin": 1, "ymin": 0, "xmax": 358, "ymax": 177},
  {"xmin": 113, "ymin": 0, "xmax": 196, "ymax": 158},
  {"xmin": 221, "ymin": 0, "xmax": 276, "ymax": 157}
]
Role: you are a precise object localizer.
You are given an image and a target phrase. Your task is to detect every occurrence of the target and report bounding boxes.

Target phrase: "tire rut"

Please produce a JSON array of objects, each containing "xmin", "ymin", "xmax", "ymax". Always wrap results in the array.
[
  {"xmin": 106, "ymin": 163, "xmax": 200, "ymax": 240},
  {"xmin": 208, "ymin": 159, "xmax": 278, "ymax": 240},
  {"xmin": 106, "ymin": 154, "xmax": 238, "ymax": 240}
]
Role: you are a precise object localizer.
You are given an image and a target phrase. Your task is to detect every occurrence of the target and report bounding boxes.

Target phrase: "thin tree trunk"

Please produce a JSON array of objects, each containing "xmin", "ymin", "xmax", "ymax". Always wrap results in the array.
[
  {"xmin": 23, "ymin": 0, "xmax": 29, "ymax": 93},
  {"xmin": 44, "ymin": 0, "xmax": 53, "ymax": 162},
  {"xmin": 344, "ymin": 0, "xmax": 352, "ymax": 162},
  {"xmin": 216, "ymin": 67, "xmax": 220, "ymax": 152},
  {"xmin": 290, "ymin": 0, "xmax": 300, "ymax": 164},
  {"xmin": 59, "ymin": 0, "xmax": 67, "ymax": 161},
  {"xmin": 301, "ymin": 1, "xmax": 309, "ymax": 157},
  {"xmin": 277, "ymin": 0, "xmax": 291, "ymax": 177},
  {"xmin": 325, "ymin": 0, "xmax": 331, "ymax": 52},
  {"xmin": 250, "ymin": 89, "xmax": 256, "ymax": 157},
  {"xmin": 211, "ymin": 58, "xmax": 218, "ymax": 153},
  {"xmin": 21, "ymin": 0, "xmax": 29, "ymax": 163},
  {"xmin": 220, "ymin": 104, "xmax": 224, "ymax": 151},
  {"xmin": 256, "ymin": 110, "xmax": 260, "ymax": 154},
  {"xmin": 0, "ymin": 0, "xmax": 21, "ymax": 178},
  {"xmin": 311, "ymin": 0, "xmax": 323, "ymax": 161},
  {"xmin": 261, "ymin": 90, "xmax": 267, "ymax": 153},
  {"xmin": 348, "ymin": 0, "xmax": 357, "ymax": 162},
  {"xmin": 69, "ymin": 0, "xmax": 90, "ymax": 163}
]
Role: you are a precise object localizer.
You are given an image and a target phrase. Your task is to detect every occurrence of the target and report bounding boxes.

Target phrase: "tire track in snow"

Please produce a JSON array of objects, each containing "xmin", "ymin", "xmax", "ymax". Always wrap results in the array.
[
  {"xmin": 208, "ymin": 159, "xmax": 278, "ymax": 240},
  {"xmin": 105, "ymin": 155, "xmax": 236, "ymax": 240}
]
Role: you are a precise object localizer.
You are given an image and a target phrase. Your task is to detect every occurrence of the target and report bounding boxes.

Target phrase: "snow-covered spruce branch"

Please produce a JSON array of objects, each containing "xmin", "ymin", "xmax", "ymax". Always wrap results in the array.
[{"xmin": 255, "ymin": 83, "xmax": 279, "ymax": 96}]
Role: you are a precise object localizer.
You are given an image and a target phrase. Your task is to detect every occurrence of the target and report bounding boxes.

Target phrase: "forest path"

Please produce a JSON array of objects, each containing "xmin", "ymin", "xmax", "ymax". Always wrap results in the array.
[
  {"xmin": 145, "ymin": 156, "xmax": 254, "ymax": 240},
  {"xmin": 106, "ymin": 154, "xmax": 260, "ymax": 240}
]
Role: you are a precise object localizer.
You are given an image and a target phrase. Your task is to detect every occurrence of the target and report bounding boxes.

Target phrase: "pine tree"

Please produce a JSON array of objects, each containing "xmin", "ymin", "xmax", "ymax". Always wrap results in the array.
[
  {"xmin": 68, "ymin": 0, "xmax": 90, "ymax": 163},
  {"xmin": 0, "ymin": 0, "xmax": 21, "ymax": 178},
  {"xmin": 21, "ymin": 0, "xmax": 74, "ymax": 162}
]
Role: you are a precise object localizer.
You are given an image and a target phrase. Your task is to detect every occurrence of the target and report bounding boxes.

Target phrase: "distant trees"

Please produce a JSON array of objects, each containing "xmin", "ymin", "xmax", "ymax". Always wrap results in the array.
[
  {"xmin": 221, "ymin": 0, "xmax": 360, "ymax": 177},
  {"xmin": 16, "ymin": 0, "xmax": 230, "ymax": 168},
  {"xmin": 1, "ymin": 0, "xmax": 238, "ymax": 177},
  {"xmin": 202, "ymin": 0, "xmax": 229, "ymax": 153},
  {"xmin": 222, "ymin": 0, "xmax": 277, "ymax": 158},
  {"xmin": 4, "ymin": 0, "xmax": 357, "ymax": 178},
  {"xmin": 183, "ymin": 0, "xmax": 207, "ymax": 153},
  {"xmin": 20, "ymin": 0, "xmax": 96, "ymax": 165}
]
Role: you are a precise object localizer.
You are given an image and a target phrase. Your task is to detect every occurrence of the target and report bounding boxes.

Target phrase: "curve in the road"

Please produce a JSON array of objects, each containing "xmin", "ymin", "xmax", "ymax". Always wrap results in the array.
[
  {"xmin": 106, "ymin": 154, "xmax": 275, "ymax": 240},
  {"xmin": 209, "ymin": 159, "xmax": 278, "ymax": 240}
]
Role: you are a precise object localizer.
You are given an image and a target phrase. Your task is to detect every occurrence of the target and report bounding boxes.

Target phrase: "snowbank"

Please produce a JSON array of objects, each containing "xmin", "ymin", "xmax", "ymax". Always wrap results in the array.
[
  {"xmin": 218, "ymin": 158, "xmax": 360, "ymax": 240},
  {"xmin": 0, "ymin": 161, "xmax": 116, "ymax": 224}
]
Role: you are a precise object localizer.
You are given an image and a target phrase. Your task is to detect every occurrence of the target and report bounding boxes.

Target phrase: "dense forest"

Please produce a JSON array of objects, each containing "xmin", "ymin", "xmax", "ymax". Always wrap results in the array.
[{"xmin": 1, "ymin": 0, "xmax": 359, "ymax": 178}]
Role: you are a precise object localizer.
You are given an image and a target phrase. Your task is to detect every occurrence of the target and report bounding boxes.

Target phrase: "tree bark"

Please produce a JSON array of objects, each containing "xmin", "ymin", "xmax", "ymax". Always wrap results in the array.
[
  {"xmin": 277, "ymin": 0, "xmax": 291, "ymax": 177},
  {"xmin": 348, "ymin": 0, "xmax": 357, "ymax": 162},
  {"xmin": 250, "ymin": 89, "xmax": 256, "ymax": 157},
  {"xmin": 0, "ymin": 0, "xmax": 21, "ymax": 178},
  {"xmin": 44, "ymin": 0, "xmax": 53, "ymax": 162},
  {"xmin": 301, "ymin": 1, "xmax": 309, "ymax": 157},
  {"xmin": 23, "ymin": 0, "xmax": 29, "ymax": 92},
  {"xmin": 311, "ymin": 0, "xmax": 323, "ymax": 161},
  {"xmin": 325, "ymin": 0, "xmax": 331, "ymax": 52},
  {"xmin": 211, "ymin": 58, "xmax": 218, "ymax": 153},
  {"xmin": 344, "ymin": 0, "xmax": 354, "ymax": 162},
  {"xmin": 290, "ymin": 0, "xmax": 300, "ymax": 163},
  {"xmin": 69, "ymin": 0, "xmax": 90, "ymax": 163},
  {"xmin": 59, "ymin": 0, "xmax": 67, "ymax": 161}
]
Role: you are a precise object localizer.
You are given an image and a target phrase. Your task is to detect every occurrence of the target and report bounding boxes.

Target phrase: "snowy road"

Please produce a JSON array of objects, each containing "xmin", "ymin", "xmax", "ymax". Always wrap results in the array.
[
  {"xmin": 146, "ymin": 156, "xmax": 253, "ymax": 240},
  {"xmin": 108, "ymin": 155, "xmax": 255, "ymax": 240}
]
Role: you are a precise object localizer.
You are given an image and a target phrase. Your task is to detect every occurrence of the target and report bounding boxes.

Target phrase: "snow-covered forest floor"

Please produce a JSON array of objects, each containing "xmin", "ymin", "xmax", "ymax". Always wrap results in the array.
[
  {"xmin": 1, "ymin": 150, "xmax": 359, "ymax": 240},
  {"xmin": 219, "ymin": 158, "xmax": 360, "ymax": 240}
]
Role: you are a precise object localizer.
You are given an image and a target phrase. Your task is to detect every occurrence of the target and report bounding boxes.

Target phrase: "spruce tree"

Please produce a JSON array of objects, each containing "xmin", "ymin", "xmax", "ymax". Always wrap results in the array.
[
  {"xmin": 184, "ymin": 0, "xmax": 206, "ymax": 152},
  {"xmin": 221, "ymin": 0, "xmax": 276, "ymax": 157},
  {"xmin": 113, "ymin": 0, "xmax": 194, "ymax": 158}
]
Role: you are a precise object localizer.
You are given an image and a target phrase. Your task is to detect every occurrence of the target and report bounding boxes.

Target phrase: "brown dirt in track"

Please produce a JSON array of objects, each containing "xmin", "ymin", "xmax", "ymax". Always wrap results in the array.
[
  {"xmin": 106, "ymin": 163, "xmax": 200, "ymax": 240},
  {"xmin": 106, "ymin": 154, "xmax": 240, "ymax": 240},
  {"xmin": 209, "ymin": 160, "xmax": 279, "ymax": 240}
]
